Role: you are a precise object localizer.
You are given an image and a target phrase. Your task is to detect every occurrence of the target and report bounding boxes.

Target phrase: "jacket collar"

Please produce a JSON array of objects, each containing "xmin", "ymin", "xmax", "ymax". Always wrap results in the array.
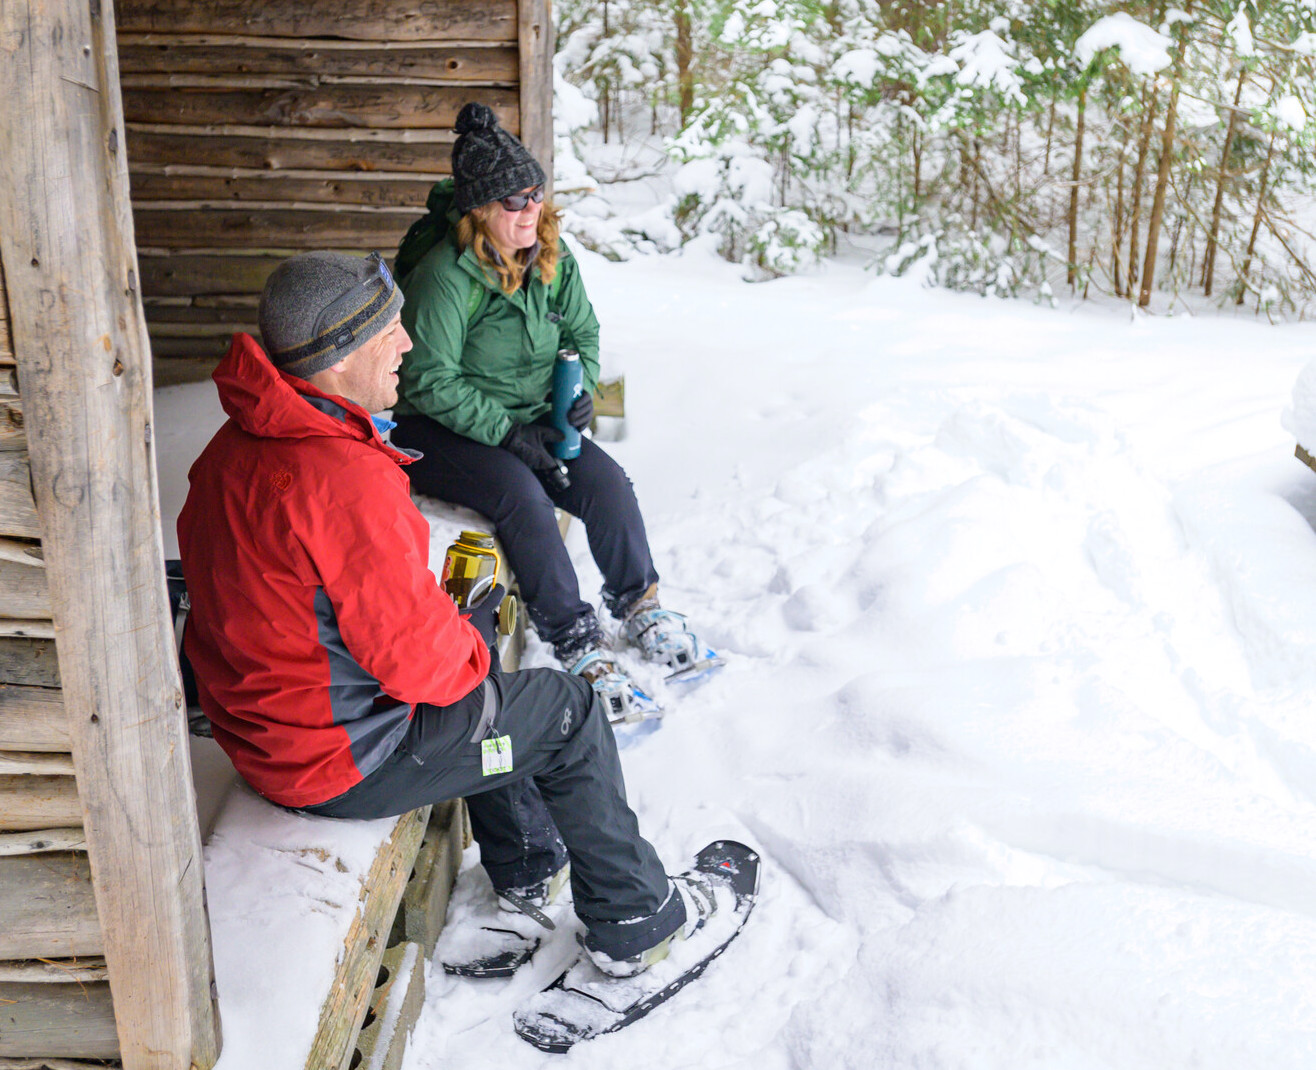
[{"xmin": 212, "ymin": 333, "xmax": 413, "ymax": 464}]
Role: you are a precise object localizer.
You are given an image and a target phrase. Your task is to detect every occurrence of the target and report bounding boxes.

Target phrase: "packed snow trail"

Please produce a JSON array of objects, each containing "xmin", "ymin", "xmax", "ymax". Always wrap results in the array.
[{"xmin": 394, "ymin": 247, "xmax": 1316, "ymax": 1069}]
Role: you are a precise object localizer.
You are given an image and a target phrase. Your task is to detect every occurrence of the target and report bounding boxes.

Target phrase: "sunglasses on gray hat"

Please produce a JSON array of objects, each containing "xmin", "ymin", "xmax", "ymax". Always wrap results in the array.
[{"xmin": 313, "ymin": 252, "xmax": 396, "ymax": 353}]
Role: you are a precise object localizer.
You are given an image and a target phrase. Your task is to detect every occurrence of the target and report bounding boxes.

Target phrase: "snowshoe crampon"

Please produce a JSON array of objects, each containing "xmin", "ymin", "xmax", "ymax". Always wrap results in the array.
[
  {"xmin": 512, "ymin": 840, "xmax": 760, "ymax": 1052},
  {"xmin": 568, "ymin": 648, "xmax": 662, "ymax": 724}
]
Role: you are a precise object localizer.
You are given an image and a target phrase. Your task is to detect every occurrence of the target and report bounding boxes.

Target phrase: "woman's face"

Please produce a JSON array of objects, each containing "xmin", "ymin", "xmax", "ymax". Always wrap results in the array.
[{"xmin": 486, "ymin": 186, "xmax": 543, "ymax": 251}]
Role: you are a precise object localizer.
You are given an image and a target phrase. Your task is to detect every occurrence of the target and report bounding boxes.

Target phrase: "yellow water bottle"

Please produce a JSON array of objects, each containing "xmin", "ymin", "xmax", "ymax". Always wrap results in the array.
[{"xmin": 442, "ymin": 530, "xmax": 517, "ymax": 636}]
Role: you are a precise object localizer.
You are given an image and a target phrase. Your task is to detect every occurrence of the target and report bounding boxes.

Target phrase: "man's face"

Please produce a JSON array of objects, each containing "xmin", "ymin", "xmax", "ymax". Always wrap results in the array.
[{"xmin": 334, "ymin": 314, "xmax": 412, "ymax": 413}]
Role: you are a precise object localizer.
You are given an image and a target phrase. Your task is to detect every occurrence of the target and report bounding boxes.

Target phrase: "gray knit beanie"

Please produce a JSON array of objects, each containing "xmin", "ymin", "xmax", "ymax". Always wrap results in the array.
[
  {"xmin": 451, "ymin": 102, "xmax": 546, "ymax": 215},
  {"xmin": 258, "ymin": 251, "xmax": 404, "ymax": 379}
]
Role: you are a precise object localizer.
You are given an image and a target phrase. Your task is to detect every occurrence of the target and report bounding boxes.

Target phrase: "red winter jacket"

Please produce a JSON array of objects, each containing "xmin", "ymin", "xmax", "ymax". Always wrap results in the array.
[{"xmin": 178, "ymin": 333, "xmax": 490, "ymax": 807}]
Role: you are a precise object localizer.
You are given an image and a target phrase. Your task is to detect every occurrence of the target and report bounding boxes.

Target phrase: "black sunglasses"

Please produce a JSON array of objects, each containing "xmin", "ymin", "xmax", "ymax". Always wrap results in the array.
[{"xmin": 499, "ymin": 186, "xmax": 545, "ymax": 212}]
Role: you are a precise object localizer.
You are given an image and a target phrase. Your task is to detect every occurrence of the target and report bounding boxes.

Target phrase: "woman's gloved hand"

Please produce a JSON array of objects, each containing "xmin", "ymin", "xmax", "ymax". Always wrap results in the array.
[
  {"xmin": 501, "ymin": 423, "xmax": 563, "ymax": 472},
  {"xmin": 500, "ymin": 424, "xmax": 570, "ymax": 492},
  {"xmin": 462, "ymin": 583, "xmax": 506, "ymax": 648},
  {"xmin": 567, "ymin": 391, "xmax": 594, "ymax": 430}
]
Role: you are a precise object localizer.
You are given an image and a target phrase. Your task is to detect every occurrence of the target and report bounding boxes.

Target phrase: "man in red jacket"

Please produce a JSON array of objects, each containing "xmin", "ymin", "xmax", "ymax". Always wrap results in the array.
[{"xmin": 178, "ymin": 251, "xmax": 695, "ymax": 974}]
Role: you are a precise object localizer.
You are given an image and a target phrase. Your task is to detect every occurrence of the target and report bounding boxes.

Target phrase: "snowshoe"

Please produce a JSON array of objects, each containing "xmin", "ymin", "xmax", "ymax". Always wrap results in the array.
[
  {"xmin": 567, "ymin": 648, "xmax": 662, "ymax": 724},
  {"xmin": 513, "ymin": 840, "xmax": 761, "ymax": 1052},
  {"xmin": 442, "ymin": 864, "xmax": 570, "ymax": 978},
  {"xmin": 621, "ymin": 592, "xmax": 724, "ymax": 683}
]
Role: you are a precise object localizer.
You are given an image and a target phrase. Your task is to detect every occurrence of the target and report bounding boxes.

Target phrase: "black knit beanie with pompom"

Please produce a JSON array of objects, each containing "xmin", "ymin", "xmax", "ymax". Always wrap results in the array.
[{"xmin": 450, "ymin": 102, "xmax": 546, "ymax": 215}]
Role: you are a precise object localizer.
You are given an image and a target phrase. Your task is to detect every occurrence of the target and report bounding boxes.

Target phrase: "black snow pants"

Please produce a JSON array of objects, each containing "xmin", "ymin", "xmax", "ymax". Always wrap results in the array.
[
  {"xmin": 391, "ymin": 414, "xmax": 659, "ymax": 652},
  {"xmin": 301, "ymin": 665, "xmax": 685, "ymax": 959}
]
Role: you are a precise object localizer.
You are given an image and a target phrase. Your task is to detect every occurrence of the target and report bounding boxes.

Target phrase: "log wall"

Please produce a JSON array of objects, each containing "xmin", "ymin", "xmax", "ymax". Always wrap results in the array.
[{"xmin": 115, "ymin": 0, "xmax": 554, "ymax": 382}]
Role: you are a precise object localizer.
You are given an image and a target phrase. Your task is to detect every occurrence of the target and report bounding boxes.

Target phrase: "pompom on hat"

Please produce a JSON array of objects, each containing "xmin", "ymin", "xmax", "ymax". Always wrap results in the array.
[{"xmin": 450, "ymin": 101, "xmax": 546, "ymax": 215}]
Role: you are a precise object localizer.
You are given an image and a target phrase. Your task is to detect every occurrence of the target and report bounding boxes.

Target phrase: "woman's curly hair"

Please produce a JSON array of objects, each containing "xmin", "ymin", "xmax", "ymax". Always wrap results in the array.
[{"xmin": 456, "ymin": 198, "xmax": 561, "ymax": 295}]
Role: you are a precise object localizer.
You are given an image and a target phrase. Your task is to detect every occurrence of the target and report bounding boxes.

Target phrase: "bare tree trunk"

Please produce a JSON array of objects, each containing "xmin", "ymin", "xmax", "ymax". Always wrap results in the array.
[
  {"xmin": 1044, "ymin": 96, "xmax": 1056, "ymax": 175},
  {"xmin": 1139, "ymin": 9, "xmax": 1192, "ymax": 309},
  {"xmin": 674, "ymin": 0, "xmax": 695, "ymax": 128},
  {"xmin": 913, "ymin": 127, "xmax": 923, "ymax": 201},
  {"xmin": 1113, "ymin": 135, "xmax": 1127, "ymax": 296},
  {"xmin": 1203, "ymin": 69, "xmax": 1246, "ymax": 296},
  {"xmin": 1128, "ymin": 80, "xmax": 1159, "ymax": 294},
  {"xmin": 1068, "ymin": 87, "xmax": 1087, "ymax": 288},
  {"xmin": 1237, "ymin": 134, "xmax": 1276, "ymax": 304}
]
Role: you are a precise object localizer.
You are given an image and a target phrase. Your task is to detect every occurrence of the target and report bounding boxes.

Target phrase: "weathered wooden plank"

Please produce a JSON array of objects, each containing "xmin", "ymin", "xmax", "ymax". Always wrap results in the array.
[
  {"xmin": 351, "ymin": 940, "xmax": 425, "ymax": 1070},
  {"xmin": 518, "ymin": 0, "xmax": 555, "ymax": 194},
  {"xmin": 1297, "ymin": 443, "xmax": 1315, "ymax": 473},
  {"xmin": 0, "ymin": 454, "xmax": 40, "ymax": 541},
  {"xmin": 305, "ymin": 807, "xmax": 430, "ymax": 1070},
  {"xmin": 115, "ymin": 0, "xmax": 518, "ymax": 42},
  {"xmin": 142, "ymin": 298, "xmax": 256, "ymax": 324},
  {"xmin": 0, "ymin": 826, "xmax": 85, "ymax": 855},
  {"xmin": 0, "ymin": 1, "xmax": 222, "ymax": 1065},
  {"xmin": 0, "ymin": 558, "xmax": 49, "ymax": 621},
  {"xmin": 0, "ymin": 1058, "xmax": 122, "ymax": 1070},
  {"xmin": 0, "ymin": 621, "xmax": 53, "ymax": 640},
  {"xmin": 0, "ymin": 751, "xmax": 74, "ymax": 776},
  {"xmin": 117, "ymin": 38, "xmax": 520, "ymax": 83},
  {"xmin": 0, "ymin": 981, "xmax": 118, "ymax": 1058},
  {"xmin": 0, "ymin": 685, "xmax": 68, "ymax": 752},
  {"xmin": 399, "ymin": 799, "xmax": 464, "ymax": 957},
  {"xmin": 0, "ymin": 958, "xmax": 105, "ymax": 982},
  {"xmin": 0, "ymin": 852, "xmax": 101, "ymax": 959},
  {"xmin": 130, "ymin": 171, "xmax": 435, "ymax": 208},
  {"xmin": 0, "ymin": 639, "xmax": 60, "ymax": 689},
  {"xmin": 152, "ymin": 358, "xmax": 224, "ymax": 388},
  {"xmin": 138, "ymin": 252, "xmax": 283, "ymax": 296},
  {"xmin": 122, "ymin": 84, "xmax": 517, "ymax": 131},
  {"xmin": 126, "ymin": 125, "xmax": 456, "ymax": 174},
  {"xmin": 0, "ymin": 370, "xmax": 18, "ymax": 399},
  {"xmin": 0, "ymin": 775, "xmax": 81, "ymax": 832},
  {"xmin": 0, "ymin": 256, "xmax": 11, "ymax": 367},
  {"xmin": 0, "ymin": 399, "xmax": 24, "ymax": 452},
  {"xmin": 134, "ymin": 207, "xmax": 421, "ymax": 250}
]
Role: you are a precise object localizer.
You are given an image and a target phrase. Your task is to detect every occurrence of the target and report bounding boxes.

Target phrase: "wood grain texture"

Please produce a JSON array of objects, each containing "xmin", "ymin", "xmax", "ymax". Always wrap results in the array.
[
  {"xmin": 0, "ymin": 825, "xmax": 85, "ymax": 855},
  {"xmin": 0, "ymin": 454, "xmax": 40, "ymax": 541},
  {"xmin": 305, "ymin": 807, "xmax": 430, "ymax": 1070},
  {"xmin": 134, "ymin": 207, "xmax": 421, "ymax": 250},
  {"xmin": 130, "ymin": 171, "xmax": 436, "ymax": 208},
  {"xmin": 122, "ymin": 84, "xmax": 517, "ymax": 131},
  {"xmin": 0, "ymin": 685, "xmax": 68, "ymax": 751},
  {"xmin": 0, "ymin": 1, "xmax": 221, "ymax": 1064},
  {"xmin": 0, "ymin": 852, "xmax": 101, "ymax": 960},
  {"xmin": 0, "ymin": 557, "xmax": 49, "ymax": 621},
  {"xmin": 0, "ymin": 751, "xmax": 74, "ymax": 775},
  {"xmin": 0, "ymin": 775, "xmax": 81, "ymax": 832},
  {"xmin": 127, "ymin": 126, "xmax": 455, "ymax": 174},
  {"xmin": 518, "ymin": 0, "xmax": 555, "ymax": 193},
  {"xmin": 0, "ymin": 981, "xmax": 118, "ymax": 1058},
  {"xmin": 114, "ymin": 0, "xmax": 518, "ymax": 43},
  {"xmin": 0, "ymin": 958, "xmax": 105, "ymax": 982},
  {"xmin": 0, "ymin": 640, "xmax": 60, "ymax": 689},
  {"xmin": 117, "ymin": 37, "xmax": 519, "ymax": 83}
]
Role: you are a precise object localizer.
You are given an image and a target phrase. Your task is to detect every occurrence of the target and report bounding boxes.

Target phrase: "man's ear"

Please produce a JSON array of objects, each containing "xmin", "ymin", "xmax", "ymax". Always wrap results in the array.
[{"xmin": 327, "ymin": 356, "xmax": 351, "ymax": 374}]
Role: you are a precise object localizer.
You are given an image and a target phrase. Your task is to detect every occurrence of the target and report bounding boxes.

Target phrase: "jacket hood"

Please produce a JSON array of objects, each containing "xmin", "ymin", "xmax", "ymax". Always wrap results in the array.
[{"xmin": 212, "ymin": 333, "xmax": 406, "ymax": 459}]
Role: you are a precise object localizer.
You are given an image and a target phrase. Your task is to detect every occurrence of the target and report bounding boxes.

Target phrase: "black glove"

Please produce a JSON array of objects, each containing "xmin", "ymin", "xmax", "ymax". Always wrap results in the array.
[
  {"xmin": 462, "ymin": 583, "xmax": 505, "ymax": 648},
  {"xmin": 567, "ymin": 391, "xmax": 594, "ymax": 431},
  {"xmin": 501, "ymin": 423, "xmax": 570, "ymax": 493},
  {"xmin": 501, "ymin": 423, "xmax": 563, "ymax": 472}
]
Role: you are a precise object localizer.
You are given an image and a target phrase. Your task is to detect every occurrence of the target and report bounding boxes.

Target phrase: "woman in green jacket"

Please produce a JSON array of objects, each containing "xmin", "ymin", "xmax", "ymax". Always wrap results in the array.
[{"xmin": 391, "ymin": 103, "xmax": 714, "ymax": 718}]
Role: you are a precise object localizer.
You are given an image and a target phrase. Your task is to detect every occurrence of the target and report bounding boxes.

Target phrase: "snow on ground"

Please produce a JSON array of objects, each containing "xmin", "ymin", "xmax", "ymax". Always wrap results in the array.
[{"xmin": 156, "ymin": 244, "xmax": 1316, "ymax": 1069}]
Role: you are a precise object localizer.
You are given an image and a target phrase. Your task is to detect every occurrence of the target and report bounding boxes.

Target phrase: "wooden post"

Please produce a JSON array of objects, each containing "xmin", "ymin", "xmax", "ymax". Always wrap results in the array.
[
  {"xmin": 0, "ymin": 2, "xmax": 222, "ymax": 1068},
  {"xmin": 518, "ymin": 0, "xmax": 555, "ymax": 198}
]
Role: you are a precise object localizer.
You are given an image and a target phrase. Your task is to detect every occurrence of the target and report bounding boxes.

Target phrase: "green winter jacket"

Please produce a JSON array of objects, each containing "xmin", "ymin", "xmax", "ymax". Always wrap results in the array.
[{"xmin": 394, "ymin": 232, "xmax": 601, "ymax": 447}]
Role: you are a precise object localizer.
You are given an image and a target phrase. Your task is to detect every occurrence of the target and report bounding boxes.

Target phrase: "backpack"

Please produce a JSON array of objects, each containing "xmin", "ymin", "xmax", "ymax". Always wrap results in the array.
[{"xmin": 393, "ymin": 178, "xmax": 564, "ymax": 329}]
